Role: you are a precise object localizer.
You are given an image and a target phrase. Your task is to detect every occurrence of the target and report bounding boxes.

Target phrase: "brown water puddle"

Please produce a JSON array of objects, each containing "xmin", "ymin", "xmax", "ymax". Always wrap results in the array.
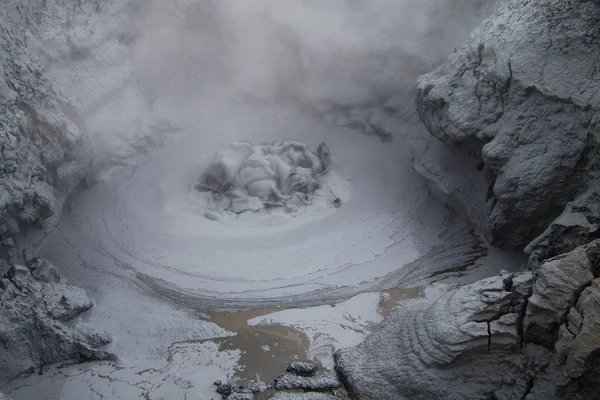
[
  {"xmin": 194, "ymin": 286, "xmax": 427, "ymax": 388},
  {"xmin": 204, "ymin": 308, "xmax": 312, "ymax": 384},
  {"xmin": 377, "ymin": 286, "xmax": 424, "ymax": 317}
]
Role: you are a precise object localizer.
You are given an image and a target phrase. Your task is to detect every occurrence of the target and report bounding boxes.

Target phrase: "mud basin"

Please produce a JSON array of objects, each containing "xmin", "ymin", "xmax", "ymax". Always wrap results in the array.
[
  {"xmin": 52, "ymin": 107, "xmax": 496, "ymax": 309},
  {"xmin": 3, "ymin": 105, "xmax": 524, "ymax": 400}
]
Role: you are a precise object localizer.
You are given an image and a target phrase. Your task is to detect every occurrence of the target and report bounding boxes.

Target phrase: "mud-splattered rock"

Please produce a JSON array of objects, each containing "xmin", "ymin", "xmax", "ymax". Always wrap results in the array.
[
  {"xmin": 268, "ymin": 393, "xmax": 339, "ymax": 400},
  {"xmin": 226, "ymin": 393, "xmax": 255, "ymax": 400},
  {"xmin": 335, "ymin": 271, "xmax": 534, "ymax": 399},
  {"xmin": 414, "ymin": 0, "xmax": 600, "ymax": 254},
  {"xmin": 336, "ymin": 241, "xmax": 600, "ymax": 399},
  {"xmin": 0, "ymin": 258, "xmax": 114, "ymax": 384},
  {"xmin": 246, "ymin": 381, "xmax": 270, "ymax": 393},
  {"xmin": 286, "ymin": 361, "xmax": 318, "ymax": 376},
  {"xmin": 523, "ymin": 243, "xmax": 594, "ymax": 348},
  {"xmin": 273, "ymin": 374, "xmax": 340, "ymax": 391},
  {"xmin": 216, "ymin": 383, "xmax": 234, "ymax": 396},
  {"xmin": 404, "ymin": 0, "xmax": 600, "ymax": 397},
  {"xmin": 27, "ymin": 257, "xmax": 64, "ymax": 284}
]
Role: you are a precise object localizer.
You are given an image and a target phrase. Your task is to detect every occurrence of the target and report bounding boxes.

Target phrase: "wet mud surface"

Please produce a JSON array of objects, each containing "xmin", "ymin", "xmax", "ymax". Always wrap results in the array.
[
  {"xmin": 205, "ymin": 309, "xmax": 311, "ymax": 383},
  {"xmin": 2, "ymin": 109, "xmax": 524, "ymax": 400}
]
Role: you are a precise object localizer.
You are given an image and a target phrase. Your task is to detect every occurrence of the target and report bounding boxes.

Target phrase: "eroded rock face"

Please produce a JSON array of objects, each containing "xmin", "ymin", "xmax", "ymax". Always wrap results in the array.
[
  {"xmin": 0, "ymin": 257, "xmax": 114, "ymax": 384},
  {"xmin": 523, "ymin": 264, "xmax": 600, "ymax": 399},
  {"xmin": 415, "ymin": 0, "xmax": 600, "ymax": 254},
  {"xmin": 523, "ymin": 245, "xmax": 592, "ymax": 348},
  {"xmin": 336, "ymin": 241, "xmax": 600, "ymax": 399},
  {"xmin": 394, "ymin": 2, "xmax": 600, "ymax": 395},
  {"xmin": 0, "ymin": 4, "xmax": 92, "ymax": 256},
  {"xmin": 335, "ymin": 271, "xmax": 534, "ymax": 399},
  {"xmin": 526, "ymin": 185, "xmax": 600, "ymax": 267},
  {"xmin": 0, "ymin": 1, "xmax": 111, "ymax": 384}
]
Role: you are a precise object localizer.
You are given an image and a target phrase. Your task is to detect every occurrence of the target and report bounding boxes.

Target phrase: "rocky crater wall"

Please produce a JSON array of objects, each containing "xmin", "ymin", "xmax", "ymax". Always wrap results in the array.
[
  {"xmin": 336, "ymin": 241, "xmax": 600, "ymax": 399},
  {"xmin": 414, "ymin": 0, "xmax": 600, "ymax": 260},
  {"xmin": 0, "ymin": 3, "xmax": 92, "ymax": 258},
  {"xmin": 335, "ymin": 0, "xmax": 600, "ymax": 398},
  {"xmin": 0, "ymin": 1, "xmax": 113, "ymax": 385}
]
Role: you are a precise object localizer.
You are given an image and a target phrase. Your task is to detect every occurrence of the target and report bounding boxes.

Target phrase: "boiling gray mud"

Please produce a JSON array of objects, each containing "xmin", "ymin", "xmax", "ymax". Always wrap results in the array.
[
  {"xmin": 196, "ymin": 140, "xmax": 333, "ymax": 217},
  {"xmin": 52, "ymin": 105, "xmax": 511, "ymax": 309},
  {"xmin": 2, "ymin": 103, "xmax": 525, "ymax": 400}
]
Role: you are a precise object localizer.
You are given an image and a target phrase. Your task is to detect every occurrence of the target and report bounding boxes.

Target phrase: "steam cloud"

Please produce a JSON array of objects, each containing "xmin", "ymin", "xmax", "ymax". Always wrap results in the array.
[
  {"xmin": 127, "ymin": 0, "xmax": 492, "ymax": 112},
  {"xmin": 30, "ymin": 0, "xmax": 494, "ymax": 179}
]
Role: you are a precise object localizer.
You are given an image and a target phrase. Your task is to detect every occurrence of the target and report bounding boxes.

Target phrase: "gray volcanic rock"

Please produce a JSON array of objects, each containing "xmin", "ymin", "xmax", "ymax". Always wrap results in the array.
[
  {"xmin": 523, "ymin": 279, "xmax": 600, "ymax": 400},
  {"xmin": 273, "ymin": 374, "xmax": 340, "ymax": 391},
  {"xmin": 0, "ymin": 257, "xmax": 114, "ymax": 384},
  {"xmin": 379, "ymin": 0, "xmax": 600, "ymax": 396},
  {"xmin": 560, "ymin": 279, "xmax": 600, "ymax": 379},
  {"xmin": 415, "ymin": 0, "xmax": 600, "ymax": 253},
  {"xmin": 523, "ymin": 244, "xmax": 593, "ymax": 348},
  {"xmin": 268, "ymin": 394, "xmax": 339, "ymax": 400},
  {"xmin": 0, "ymin": 5, "xmax": 92, "ymax": 257},
  {"xmin": 335, "ymin": 241, "xmax": 600, "ymax": 399},
  {"xmin": 225, "ymin": 394, "xmax": 255, "ymax": 400},
  {"xmin": 335, "ymin": 271, "xmax": 534, "ymax": 400},
  {"xmin": 400, "ymin": 2, "xmax": 600, "ymax": 396},
  {"xmin": 0, "ymin": 1, "xmax": 113, "ymax": 385},
  {"xmin": 286, "ymin": 361, "xmax": 318, "ymax": 376},
  {"xmin": 526, "ymin": 184, "xmax": 600, "ymax": 267}
]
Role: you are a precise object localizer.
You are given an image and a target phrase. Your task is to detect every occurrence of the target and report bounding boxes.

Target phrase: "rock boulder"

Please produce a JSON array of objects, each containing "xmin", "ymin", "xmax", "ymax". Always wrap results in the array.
[
  {"xmin": 335, "ymin": 241, "xmax": 600, "ymax": 399},
  {"xmin": 0, "ymin": 257, "xmax": 114, "ymax": 384},
  {"xmin": 414, "ymin": 0, "xmax": 600, "ymax": 255}
]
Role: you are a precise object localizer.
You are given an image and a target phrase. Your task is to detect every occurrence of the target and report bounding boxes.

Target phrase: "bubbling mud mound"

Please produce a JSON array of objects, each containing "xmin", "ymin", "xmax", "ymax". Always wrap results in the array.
[{"xmin": 196, "ymin": 141, "xmax": 334, "ymax": 217}]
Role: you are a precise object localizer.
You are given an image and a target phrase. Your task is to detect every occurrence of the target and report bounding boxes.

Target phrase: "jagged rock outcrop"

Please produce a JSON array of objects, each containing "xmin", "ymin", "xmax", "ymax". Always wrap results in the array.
[
  {"xmin": 0, "ymin": 6, "xmax": 92, "ymax": 257},
  {"xmin": 522, "ymin": 245, "xmax": 592, "ymax": 348},
  {"xmin": 0, "ymin": 1, "xmax": 111, "ymax": 385},
  {"xmin": 268, "ymin": 394, "xmax": 338, "ymax": 400},
  {"xmin": 526, "ymin": 184, "xmax": 600, "ymax": 267},
  {"xmin": 214, "ymin": 361, "xmax": 344, "ymax": 400},
  {"xmin": 521, "ymin": 244, "xmax": 600, "ymax": 399},
  {"xmin": 335, "ymin": 271, "xmax": 534, "ymax": 399},
  {"xmin": 414, "ymin": 0, "xmax": 600, "ymax": 257},
  {"xmin": 346, "ymin": 1, "xmax": 600, "ymax": 397},
  {"xmin": 335, "ymin": 240, "xmax": 600, "ymax": 399},
  {"xmin": 0, "ymin": 256, "xmax": 114, "ymax": 384}
]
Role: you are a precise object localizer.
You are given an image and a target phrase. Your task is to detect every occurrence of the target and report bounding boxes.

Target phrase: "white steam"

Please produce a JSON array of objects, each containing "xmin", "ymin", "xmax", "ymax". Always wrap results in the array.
[
  {"xmin": 19, "ymin": 0, "xmax": 501, "ymax": 306},
  {"xmin": 27, "ymin": 0, "xmax": 494, "ymax": 177}
]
